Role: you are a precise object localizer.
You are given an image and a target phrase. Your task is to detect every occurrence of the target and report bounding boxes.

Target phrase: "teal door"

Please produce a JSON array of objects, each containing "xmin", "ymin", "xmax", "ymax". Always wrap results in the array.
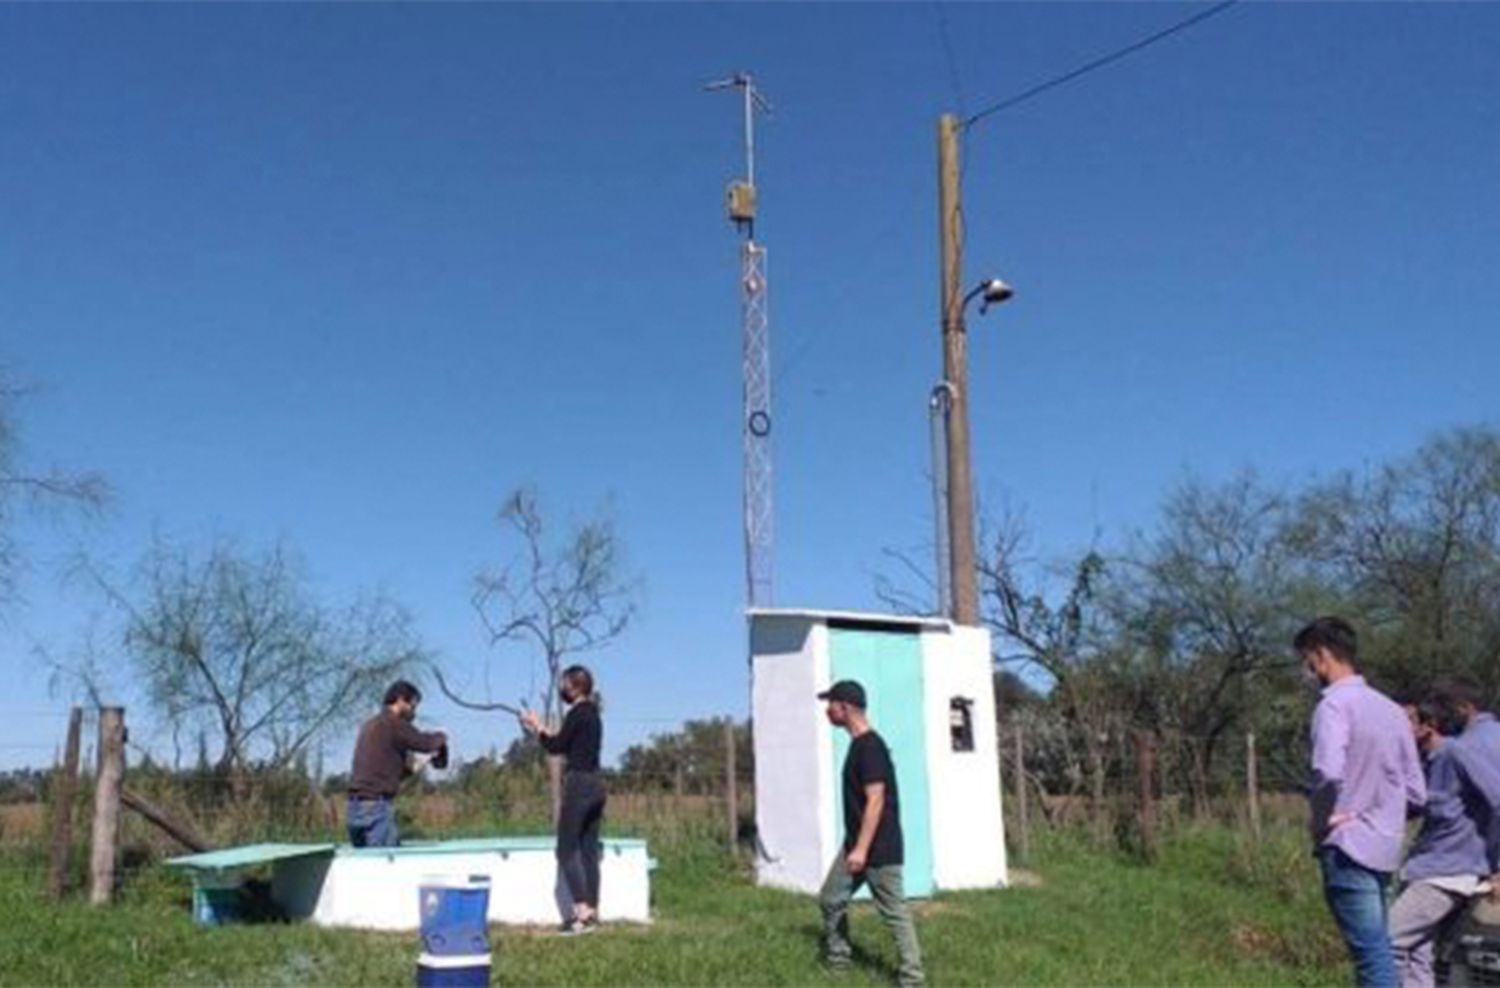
[{"xmin": 828, "ymin": 627, "xmax": 934, "ymax": 897}]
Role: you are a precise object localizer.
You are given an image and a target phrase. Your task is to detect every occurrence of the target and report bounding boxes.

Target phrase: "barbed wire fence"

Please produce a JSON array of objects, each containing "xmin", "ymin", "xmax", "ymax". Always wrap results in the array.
[
  {"xmin": 0, "ymin": 707, "xmax": 761, "ymax": 904},
  {"xmin": 0, "ymin": 702, "xmax": 1321, "ymax": 904},
  {"xmin": 999, "ymin": 707, "xmax": 1312, "ymax": 865}
]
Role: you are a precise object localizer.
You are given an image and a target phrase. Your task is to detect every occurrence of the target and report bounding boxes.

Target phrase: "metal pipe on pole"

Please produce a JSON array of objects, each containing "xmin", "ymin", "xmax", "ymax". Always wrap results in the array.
[
  {"xmin": 928, "ymin": 384, "xmax": 954, "ymax": 617},
  {"xmin": 938, "ymin": 114, "xmax": 980, "ymax": 626}
]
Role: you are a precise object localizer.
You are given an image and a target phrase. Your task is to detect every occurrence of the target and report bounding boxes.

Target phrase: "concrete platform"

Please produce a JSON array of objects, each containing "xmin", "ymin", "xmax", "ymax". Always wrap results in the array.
[{"xmin": 168, "ymin": 836, "xmax": 653, "ymax": 930}]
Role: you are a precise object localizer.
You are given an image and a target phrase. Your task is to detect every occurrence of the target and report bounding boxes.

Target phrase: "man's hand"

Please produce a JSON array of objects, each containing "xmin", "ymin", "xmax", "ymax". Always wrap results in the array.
[
  {"xmin": 845, "ymin": 848, "xmax": 868, "ymax": 874},
  {"xmin": 1488, "ymin": 872, "xmax": 1500, "ymax": 902},
  {"xmin": 1326, "ymin": 811, "xmax": 1356, "ymax": 831}
]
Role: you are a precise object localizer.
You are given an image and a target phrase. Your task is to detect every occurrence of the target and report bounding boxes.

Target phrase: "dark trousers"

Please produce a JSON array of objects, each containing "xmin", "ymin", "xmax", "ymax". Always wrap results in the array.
[{"xmin": 557, "ymin": 771, "xmax": 606, "ymax": 909}]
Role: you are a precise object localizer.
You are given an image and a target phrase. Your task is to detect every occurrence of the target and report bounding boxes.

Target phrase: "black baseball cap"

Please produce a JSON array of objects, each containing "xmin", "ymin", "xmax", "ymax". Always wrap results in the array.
[{"xmin": 817, "ymin": 680, "xmax": 867, "ymax": 709}]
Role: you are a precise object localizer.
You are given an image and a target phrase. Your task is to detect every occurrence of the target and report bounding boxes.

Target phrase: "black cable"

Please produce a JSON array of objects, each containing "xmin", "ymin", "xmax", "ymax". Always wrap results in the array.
[
  {"xmin": 934, "ymin": 0, "xmax": 968, "ymax": 121},
  {"xmin": 964, "ymin": 0, "xmax": 1241, "ymax": 129}
]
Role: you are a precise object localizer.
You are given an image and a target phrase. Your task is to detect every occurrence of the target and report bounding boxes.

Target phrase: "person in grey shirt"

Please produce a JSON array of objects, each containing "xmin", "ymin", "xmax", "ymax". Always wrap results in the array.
[
  {"xmin": 1436, "ymin": 674, "xmax": 1500, "ymax": 879},
  {"xmin": 1389, "ymin": 697, "xmax": 1500, "ymax": 987}
]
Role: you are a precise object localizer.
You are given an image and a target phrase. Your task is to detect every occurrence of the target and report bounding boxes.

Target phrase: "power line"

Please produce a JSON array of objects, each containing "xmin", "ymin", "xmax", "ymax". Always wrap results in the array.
[
  {"xmin": 964, "ymin": 0, "xmax": 1241, "ymax": 129},
  {"xmin": 934, "ymin": 1, "xmax": 968, "ymax": 121}
]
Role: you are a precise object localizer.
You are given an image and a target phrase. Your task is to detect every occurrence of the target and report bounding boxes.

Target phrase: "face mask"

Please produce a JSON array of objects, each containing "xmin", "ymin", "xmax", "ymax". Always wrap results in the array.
[{"xmin": 1301, "ymin": 664, "xmax": 1324, "ymax": 690}]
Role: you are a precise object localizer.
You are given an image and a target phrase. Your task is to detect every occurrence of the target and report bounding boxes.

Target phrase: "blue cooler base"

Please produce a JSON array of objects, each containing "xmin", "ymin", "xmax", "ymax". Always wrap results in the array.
[
  {"xmin": 416, "ymin": 953, "xmax": 491, "ymax": 988},
  {"xmin": 420, "ymin": 878, "xmax": 491, "ymax": 956}
]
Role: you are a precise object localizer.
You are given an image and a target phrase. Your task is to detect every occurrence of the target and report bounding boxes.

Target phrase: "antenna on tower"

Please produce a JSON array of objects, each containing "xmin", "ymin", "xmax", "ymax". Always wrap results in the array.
[
  {"xmin": 707, "ymin": 72, "xmax": 774, "ymax": 609},
  {"xmin": 706, "ymin": 73, "xmax": 771, "ymax": 240}
]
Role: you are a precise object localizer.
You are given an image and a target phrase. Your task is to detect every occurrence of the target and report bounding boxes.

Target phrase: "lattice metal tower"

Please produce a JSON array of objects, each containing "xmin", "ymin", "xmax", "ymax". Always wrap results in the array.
[{"xmin": 707, "ymin": 73, "xmax": 773, "ymax": 608}]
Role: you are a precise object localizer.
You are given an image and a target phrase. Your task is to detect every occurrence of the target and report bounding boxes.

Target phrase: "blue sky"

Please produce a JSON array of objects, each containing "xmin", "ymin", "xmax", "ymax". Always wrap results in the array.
[{"xmin": 2, "ymin": 3, "xmax": 1498, "ymax": 770}]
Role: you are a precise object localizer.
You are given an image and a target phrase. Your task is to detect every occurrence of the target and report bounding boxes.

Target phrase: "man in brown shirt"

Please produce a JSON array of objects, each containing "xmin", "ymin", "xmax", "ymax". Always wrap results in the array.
[{"xmin": 346, "ymin": 680, "xmax": 448, "ymax": 847}]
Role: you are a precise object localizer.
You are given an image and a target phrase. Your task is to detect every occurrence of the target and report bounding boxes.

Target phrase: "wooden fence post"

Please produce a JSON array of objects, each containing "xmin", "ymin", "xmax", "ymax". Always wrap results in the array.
[
  {"xmin": 47, "ymin": 707, "xmax": 84, "ymax": 902},
  {"xmin": 1246, "ymin": 729, "xmax": 1262, "ymax": 840},
  {"xmin": 724, "ymin": 720, "xmax": 739, "ymax": 852},
  {"xmin": 1135, "ymin": 730, "xmax": 1157, "ymax": 857},
  {"xmin": 89, "ymin": 707, "xmax": 126, "ymax": 906},
  {"xmin": 1013, "ymin": 721, "xmax": 1030, "ymax": 863}
]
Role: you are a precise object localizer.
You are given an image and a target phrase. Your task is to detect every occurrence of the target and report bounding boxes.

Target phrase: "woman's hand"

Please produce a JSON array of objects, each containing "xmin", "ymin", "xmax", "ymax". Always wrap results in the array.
[{"xmin": 519, "ymin": 709, "xmax": 542, "ymax": 735}]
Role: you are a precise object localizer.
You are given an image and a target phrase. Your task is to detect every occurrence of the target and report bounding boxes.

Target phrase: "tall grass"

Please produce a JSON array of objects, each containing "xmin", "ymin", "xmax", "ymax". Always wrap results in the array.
[{"xmin": 0, "ymin": 818, "xmax": 1347, "ymax": 987}]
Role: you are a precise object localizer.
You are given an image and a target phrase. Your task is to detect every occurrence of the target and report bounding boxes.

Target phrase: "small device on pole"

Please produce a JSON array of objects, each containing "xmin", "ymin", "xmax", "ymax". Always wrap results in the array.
[{"xmin": 708, "ymin": 73, "xmax": 774, "ymax": 609}]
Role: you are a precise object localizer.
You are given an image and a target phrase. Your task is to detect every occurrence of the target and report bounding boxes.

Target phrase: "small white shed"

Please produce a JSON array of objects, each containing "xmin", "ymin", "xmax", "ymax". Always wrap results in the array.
[{"xmin": 749, "ymin": 608, "xmax": 1008, "ymax": 897}]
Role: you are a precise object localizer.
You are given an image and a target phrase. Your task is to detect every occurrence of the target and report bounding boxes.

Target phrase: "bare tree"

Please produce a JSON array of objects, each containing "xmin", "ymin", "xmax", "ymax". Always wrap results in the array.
[
  {"xmin": 874, "ymin": 505, "xmax": 1120, "ymax": 826},
  {"xmin": 80, "ymin": 536, "xmax": 424, "ymax": 777},
  {"xmin": 1121, "ymin": 473, "xmax": 1305, "ymax": 813},
  {"xmin": 1292, "ymin": 425, "xmax": 1500, "ymax": 700},
  {"xmin": 454, "ymin": 488, "xmax": 635, "ymax": 723},
  {"xmin": 973, "ymin": 508, "xmax": 1125, "ymax": 829},
  {"xmin": 873, "ymin": 543, "xmax": 942, "ymax": 617},
  {"xmin": 0, "ymin": 375, "xmax": 107, "ymax": 606},
  {"xmin": 435, "ymin": 489, "xmax": 634, "ymax": 818}
]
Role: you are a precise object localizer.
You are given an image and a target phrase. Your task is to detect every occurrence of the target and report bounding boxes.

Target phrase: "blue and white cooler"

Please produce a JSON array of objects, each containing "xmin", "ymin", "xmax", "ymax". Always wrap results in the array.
[{"xmin": 416, "ymin": 875, "xmax": 492, "ymax": 987}]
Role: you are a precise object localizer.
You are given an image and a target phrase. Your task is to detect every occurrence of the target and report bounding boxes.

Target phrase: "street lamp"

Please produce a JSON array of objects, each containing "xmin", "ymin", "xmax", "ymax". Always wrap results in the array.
[
  {"xmin": 931, "ymin": 275, "xmax": 1013, "ymax": 618},
  {"xmin": 964, "ymin": 278, "xmax": 1016, "ymax": 315}
]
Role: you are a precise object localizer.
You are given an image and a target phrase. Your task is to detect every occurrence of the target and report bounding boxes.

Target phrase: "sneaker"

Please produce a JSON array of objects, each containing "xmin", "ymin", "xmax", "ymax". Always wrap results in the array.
[{"xmin": 559, "ymin": 919, "xmax": 596, "ymax": 936}]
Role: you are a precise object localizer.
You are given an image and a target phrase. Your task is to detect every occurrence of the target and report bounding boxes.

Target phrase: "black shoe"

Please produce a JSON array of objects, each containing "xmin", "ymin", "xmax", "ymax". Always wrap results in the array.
[{"xmin": 560, "ymin": 918, "xmax": 596, "ymax": 936}]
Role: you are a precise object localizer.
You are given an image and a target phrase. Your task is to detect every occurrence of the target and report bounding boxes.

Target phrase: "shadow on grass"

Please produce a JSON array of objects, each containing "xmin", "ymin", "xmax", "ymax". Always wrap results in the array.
[{"xmin": 798, "ymin": 920, "xmax": 902, "ymax": 984}]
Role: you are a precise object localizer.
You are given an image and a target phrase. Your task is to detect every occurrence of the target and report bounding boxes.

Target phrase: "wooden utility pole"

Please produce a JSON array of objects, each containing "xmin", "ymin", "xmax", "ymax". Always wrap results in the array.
[
  {"xmin": 89, "ymin": 707, "xmax": 126, "ymax": 906},
  {"xmin": 724, "ymin": 720, "xmax": 739, "ymax": 851},
  {"xmin": 1246, "ymin": 729, "xmax": 1262, "ymax": 840},
  {"xmin": 47, "ymin": 707, "xmax": 84, "ymax": 902},
  {"xmin": 938, "ymin": 113, "xmax": 979, "ymax": 626},
  {"xmin": 1013, "ymin": 721, "xmax": 1030, "ymax": 863}
]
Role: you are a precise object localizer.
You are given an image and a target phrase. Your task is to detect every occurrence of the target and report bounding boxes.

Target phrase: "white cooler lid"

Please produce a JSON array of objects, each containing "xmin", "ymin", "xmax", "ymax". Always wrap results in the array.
[{"xmin": 417, "ymin": 953, "xmax": 493, "ymax": 969}]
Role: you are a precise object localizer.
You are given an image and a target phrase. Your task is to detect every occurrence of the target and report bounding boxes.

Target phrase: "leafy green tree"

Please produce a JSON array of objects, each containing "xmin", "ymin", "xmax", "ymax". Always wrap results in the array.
[{"xmin": 617, "ymin": 717, "xmax": 752, "ymax": 794}]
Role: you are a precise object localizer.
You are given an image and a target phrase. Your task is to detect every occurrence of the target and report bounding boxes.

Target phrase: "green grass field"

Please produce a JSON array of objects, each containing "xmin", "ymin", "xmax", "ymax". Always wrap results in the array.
[{"xmin": 0, "ymin": 826, "xmax": 1346, "ymax": 986}]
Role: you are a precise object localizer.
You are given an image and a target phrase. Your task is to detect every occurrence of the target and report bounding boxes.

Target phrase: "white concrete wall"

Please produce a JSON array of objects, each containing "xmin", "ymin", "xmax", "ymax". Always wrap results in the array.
[
  {"xmin": 751, "ymin": 615, "xmax": 831, "ymax": 894},
  {"xmin": 271, "ymin": 843, "xmax": 652, "ymax": 930},
  {"xmin": 920, "ymin": 625, "xmax": 1009, "ymax": 890}
]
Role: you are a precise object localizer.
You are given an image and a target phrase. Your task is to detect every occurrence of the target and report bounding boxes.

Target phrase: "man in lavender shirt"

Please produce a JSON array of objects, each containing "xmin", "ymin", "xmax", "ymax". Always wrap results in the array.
[
  {"xmin": 1388, "ymin": 697, "xmax": 1500, "ymax": 987},
  {"xmin": 1297, "ymin": 616, "xmax": 1426, "ymax": 988}
]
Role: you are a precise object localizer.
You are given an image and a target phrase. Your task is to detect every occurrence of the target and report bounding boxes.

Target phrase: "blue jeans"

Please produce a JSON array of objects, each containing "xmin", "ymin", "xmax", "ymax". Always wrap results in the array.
[
  {"xmin": 1319, "ymin": 846, "xmax": 1396, "ymax": 987},
  {"xmin": 346, "ymin": 797, "xmax": 398, "ymax": 847}
]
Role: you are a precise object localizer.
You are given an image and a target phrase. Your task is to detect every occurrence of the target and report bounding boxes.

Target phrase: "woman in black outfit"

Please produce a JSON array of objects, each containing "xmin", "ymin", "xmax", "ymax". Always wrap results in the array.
[{"xmin": 520, "ymin": 664, "xmax": 605, "ymax": 933}]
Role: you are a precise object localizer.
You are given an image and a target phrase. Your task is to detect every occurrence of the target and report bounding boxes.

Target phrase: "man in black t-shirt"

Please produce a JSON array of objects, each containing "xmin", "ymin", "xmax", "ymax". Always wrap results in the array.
[{"xmin": 817, "ymin": 679, "xmax": 925, "ymax": 987}]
